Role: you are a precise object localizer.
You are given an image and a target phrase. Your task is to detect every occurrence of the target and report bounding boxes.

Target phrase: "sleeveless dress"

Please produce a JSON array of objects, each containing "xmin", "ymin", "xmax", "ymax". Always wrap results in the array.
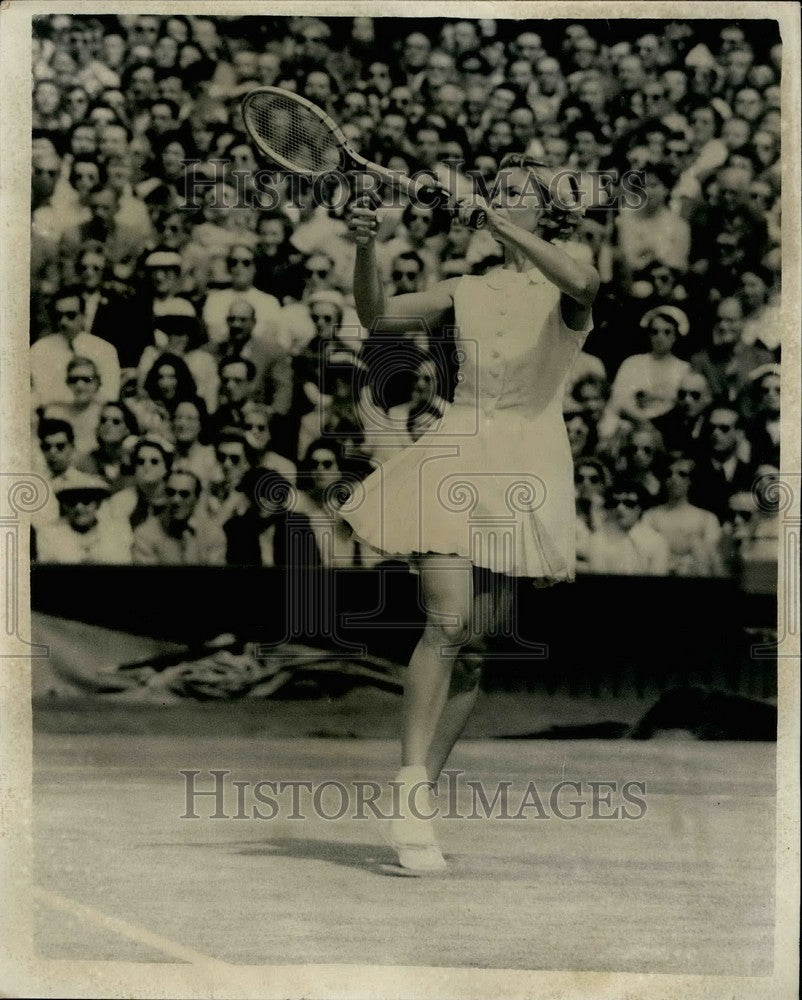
[{"xmin": 339, "ymin": 265, "xmax": 593, "ymax": 583}]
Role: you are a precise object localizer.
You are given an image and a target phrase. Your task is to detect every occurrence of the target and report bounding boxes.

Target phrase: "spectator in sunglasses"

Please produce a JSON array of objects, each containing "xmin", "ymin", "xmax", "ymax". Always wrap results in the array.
[
  {"xmin": 202, "ymin": 242, "xmax": 283, "ymax": 346},
  {"xmin": 586, "ymin": 478, "xmax": 669, "ymax": 575},
  {"xmin": 293, "ymin": 289, "xmax": 349, "ymax": 393},
  {"xmin": 71, "ymin": 243, "xmax": 146, "ymax": 368},
  {"xmin": 106, "ymin": 435, "xmax": 173, "ymax": 528},
  {"xmin": 241, "ymin": 400, "xmax": 297, "ymax": 484},
  {"xmin": 223, "ymin": 468, "xmax": 321, "ymax": 570},
  {"xmin": 31, "ymin": 286, "xmax": 121, "ymax": 408},
  {"xmin": 689, "ymin": 405, "xmax": 755, "ymax": 523},
  {"xmin": 36, "ymin": 474, "xmax": 133, "ymax": 565},
  {"xmin": 615, "ymin": 423, "xmax": 665, "ymax": 506},
  {"xmin": 743, "ymin": 365, "xmax": 780, "ymax": 468},
  {"xmin": 206, "ymin": 428, "xmax": 255, "ymax": 523},
  {"xmin": 299, "ymin": 252, "xmax": 338, "ymax": 293},
  {"xmin": 389, "ymin": 251, "xmax": 425, "ymax": 295},
  {"xmin": 33, "ymin": 417, "xmax": 86, "ymax": 528},
  {"xmin": 716, "ymin": 488, "xmax": 772, "ymax": 581},
  {"xmin": 608, "ymin": 306, "xmax": 691, "ymax": 424},
  {"xmin": 43, "ymin": 356, "xmax": 104, "ymax": 459},
  {"xmin": 77, "ymin": 400, "xmax": 138, "ymax": 490},
  {"xmin": 132, "ymin": 468, "xmax": 226, "ymax": 565},
  {"xmin": 573, "ymin": 456, "xmax": 610, "ymax": 571},
  {"xmin": 651, "ymin": 370, "xmax": 712, "ymax": 460},
  {"xmin": 642, "ymin": 456, "xmax": 723, "ymax": 576},
  {"xmin": 294, "ymin": 439, "xmax": 366, "ymax": 567}
]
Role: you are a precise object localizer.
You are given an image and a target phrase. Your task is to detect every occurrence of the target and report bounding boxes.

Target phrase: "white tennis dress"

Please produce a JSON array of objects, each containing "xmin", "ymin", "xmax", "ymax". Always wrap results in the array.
[{"xmin": 340, "ymin": 264, "xmax": 593, "ymax": 583}]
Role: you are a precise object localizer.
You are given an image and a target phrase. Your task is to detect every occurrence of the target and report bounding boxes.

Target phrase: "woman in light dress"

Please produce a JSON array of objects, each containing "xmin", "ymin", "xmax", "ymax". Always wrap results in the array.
[{"xmin": 341, "ymin": 154, "xmax": 599, "ymax": 873}]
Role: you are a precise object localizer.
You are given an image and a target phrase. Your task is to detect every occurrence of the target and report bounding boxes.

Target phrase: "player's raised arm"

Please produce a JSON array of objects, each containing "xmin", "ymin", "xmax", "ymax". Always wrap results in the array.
[{"xmin": 348, "ymin": 198, "xmax": 458, "ymax": 332}]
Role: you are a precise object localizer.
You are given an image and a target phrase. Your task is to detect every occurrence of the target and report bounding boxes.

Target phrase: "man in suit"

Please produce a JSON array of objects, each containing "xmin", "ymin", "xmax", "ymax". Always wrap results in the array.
[
  {"xmin": 690, "ymin": 296, "xmax": 773, "ymax": 403},
  {"xmin": 651, "ymin": 370, "xmax": 713, "ymax": 462},
  {"xmin": 224, "ymin": 468, "xmax": 321, "ymax": 569},
  {"xmin": 59, "ymin": 186, "xmax": 147, "ymax": 285},
  {"xmin": 132, "ymin": 468, "xmax": 226, "ymax": 565},
  {"xmin": 689, "ymin": 405, "xmax": 755, "ymax": 523},
  {"xmin": 30, "ymin": 286, "xmax": 121, "ymax": 407},
  {"xmin": 213, "ymin": 298, "xmax": 293, "ymax": 415},
  {"xmin": 74, "ymin": 242, "xmax": 152, "ymax": 369}
]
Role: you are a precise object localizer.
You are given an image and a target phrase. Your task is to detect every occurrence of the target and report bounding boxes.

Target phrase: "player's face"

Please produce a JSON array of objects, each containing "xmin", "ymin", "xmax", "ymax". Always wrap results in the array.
[{"xmin": 491, "ymin": 166, "xmax": 546, "ymax": 232}]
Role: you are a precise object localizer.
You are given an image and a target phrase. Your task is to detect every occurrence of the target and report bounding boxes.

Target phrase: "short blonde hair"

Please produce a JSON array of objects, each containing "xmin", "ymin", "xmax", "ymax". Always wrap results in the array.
[{"xmin": 498, "ymin": 152, "xmax": 585, "ymax": 241}]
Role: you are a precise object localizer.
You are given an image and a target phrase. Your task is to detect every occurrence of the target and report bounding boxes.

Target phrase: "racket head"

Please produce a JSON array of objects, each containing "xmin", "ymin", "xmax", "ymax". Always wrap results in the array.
[{"xmin": 241, "ymin": 86, "xmax": 359, "ymax": 176}]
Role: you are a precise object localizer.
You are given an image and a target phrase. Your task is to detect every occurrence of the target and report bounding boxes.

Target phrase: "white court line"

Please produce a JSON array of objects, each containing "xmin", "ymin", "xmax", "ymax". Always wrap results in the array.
[{"xmin": 33, "ymin": 886, "xmax": 230, "ymax": 968}]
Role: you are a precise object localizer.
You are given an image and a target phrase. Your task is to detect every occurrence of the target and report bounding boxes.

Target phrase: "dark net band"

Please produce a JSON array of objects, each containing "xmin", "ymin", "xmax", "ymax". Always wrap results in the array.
[{"xmin": 243, "ymin": 91, "xmax": 344, "ymax": 175}]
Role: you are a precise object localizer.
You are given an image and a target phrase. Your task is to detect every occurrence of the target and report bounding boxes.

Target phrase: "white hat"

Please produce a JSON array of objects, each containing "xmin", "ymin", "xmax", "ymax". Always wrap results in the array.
[
  {"xmin": 307, "ymin": 289, "xmax": 345, "ymax": 311},
  {"xmin": 745, "ymin": 363, "xmax": 780, "ymax": 384},
  {"xmin": 640, "ymin": 305, "xmax": 690, "ymax": 337},
  {"xmin": 145, "ymin": 250, "xmax": 182, "ymax": 269},
  {"xmin": 153, "ymin": 296, "xmax": 196, "ymax": 317},
  {"xmin": 55, "ymin": 472, "xmax": 110, "ymax": 501}
]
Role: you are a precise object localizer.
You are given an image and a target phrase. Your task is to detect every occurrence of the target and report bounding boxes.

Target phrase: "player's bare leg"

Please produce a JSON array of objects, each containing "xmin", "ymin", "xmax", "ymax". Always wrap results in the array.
[
  {"xmin": 388, "ymin": 556, "xmax": 473, "ymax": 873},
  {"xmin": 424, "ymin": 578, "xmax": 509, "ymax": 780}
]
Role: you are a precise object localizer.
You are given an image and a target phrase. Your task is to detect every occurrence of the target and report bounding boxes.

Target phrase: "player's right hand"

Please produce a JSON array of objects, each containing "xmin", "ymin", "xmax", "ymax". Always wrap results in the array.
[{"xmin": 347, "ymin": 197, "xmax": 382, "ymax": 246}]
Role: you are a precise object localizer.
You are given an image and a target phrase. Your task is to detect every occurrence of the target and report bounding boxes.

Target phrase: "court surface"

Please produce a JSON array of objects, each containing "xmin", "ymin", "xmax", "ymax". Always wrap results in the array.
[{"xmin": 33, "ymin": 733, "xmax": 774, "ymax": 975}]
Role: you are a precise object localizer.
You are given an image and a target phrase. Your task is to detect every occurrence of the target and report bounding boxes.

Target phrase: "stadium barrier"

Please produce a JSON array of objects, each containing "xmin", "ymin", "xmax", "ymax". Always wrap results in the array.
[{"xmin": 31, "ymin": 565, "xmax": 777, "ymax": 700}]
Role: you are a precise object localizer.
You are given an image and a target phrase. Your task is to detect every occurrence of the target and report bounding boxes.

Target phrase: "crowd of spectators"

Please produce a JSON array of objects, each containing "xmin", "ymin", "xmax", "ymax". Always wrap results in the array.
[{"xmin": 29, "ymin": 15, "xmax": 783, "ymax": 579}]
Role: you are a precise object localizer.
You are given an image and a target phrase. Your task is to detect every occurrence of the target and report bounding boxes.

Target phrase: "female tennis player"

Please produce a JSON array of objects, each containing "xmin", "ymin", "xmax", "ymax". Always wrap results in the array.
[{"xmin": 340, "ymin": 154, "xmax": 599, "ymax": 874}]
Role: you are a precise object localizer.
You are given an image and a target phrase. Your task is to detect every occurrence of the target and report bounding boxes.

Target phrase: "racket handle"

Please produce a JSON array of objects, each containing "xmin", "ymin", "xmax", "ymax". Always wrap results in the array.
[{"xmin": 462, "ymin": 206, "xmax": 487, "ymax": 230}]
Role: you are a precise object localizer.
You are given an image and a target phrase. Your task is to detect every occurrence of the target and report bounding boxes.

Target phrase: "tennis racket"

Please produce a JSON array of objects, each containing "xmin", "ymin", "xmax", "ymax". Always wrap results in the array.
[{"xmin": 241, "ymin": 86, "xmax": 487, "ymax": 229}]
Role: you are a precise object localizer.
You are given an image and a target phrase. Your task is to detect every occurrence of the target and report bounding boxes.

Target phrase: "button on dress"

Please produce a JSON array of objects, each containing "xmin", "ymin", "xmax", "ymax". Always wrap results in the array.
[{"xmin": 340, "ymin": 266, "xmax": 593, "ymax": 583}]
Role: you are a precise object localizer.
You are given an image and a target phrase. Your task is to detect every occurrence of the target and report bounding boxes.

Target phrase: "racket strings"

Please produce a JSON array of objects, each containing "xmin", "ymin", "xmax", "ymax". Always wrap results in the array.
[{"xmin": 244, "ymin": 92, "xmax": 342, "ymax": 174}]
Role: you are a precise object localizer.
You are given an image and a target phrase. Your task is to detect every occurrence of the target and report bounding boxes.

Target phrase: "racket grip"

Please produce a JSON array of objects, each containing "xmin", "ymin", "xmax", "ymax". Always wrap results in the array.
[
  {"xmin": 447, "ymin": 204, "xmax": 486, "ymax": 230},
  {"xmin": 465, "ymin": 206, "xmax": 487, "ymax": 230}
]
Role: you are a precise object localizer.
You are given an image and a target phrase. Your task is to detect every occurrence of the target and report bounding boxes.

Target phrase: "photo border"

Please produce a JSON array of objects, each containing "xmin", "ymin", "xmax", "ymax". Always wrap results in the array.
[{"xmin": 1, "ymin": 2, "xmax": 799, "ymax": 997}]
